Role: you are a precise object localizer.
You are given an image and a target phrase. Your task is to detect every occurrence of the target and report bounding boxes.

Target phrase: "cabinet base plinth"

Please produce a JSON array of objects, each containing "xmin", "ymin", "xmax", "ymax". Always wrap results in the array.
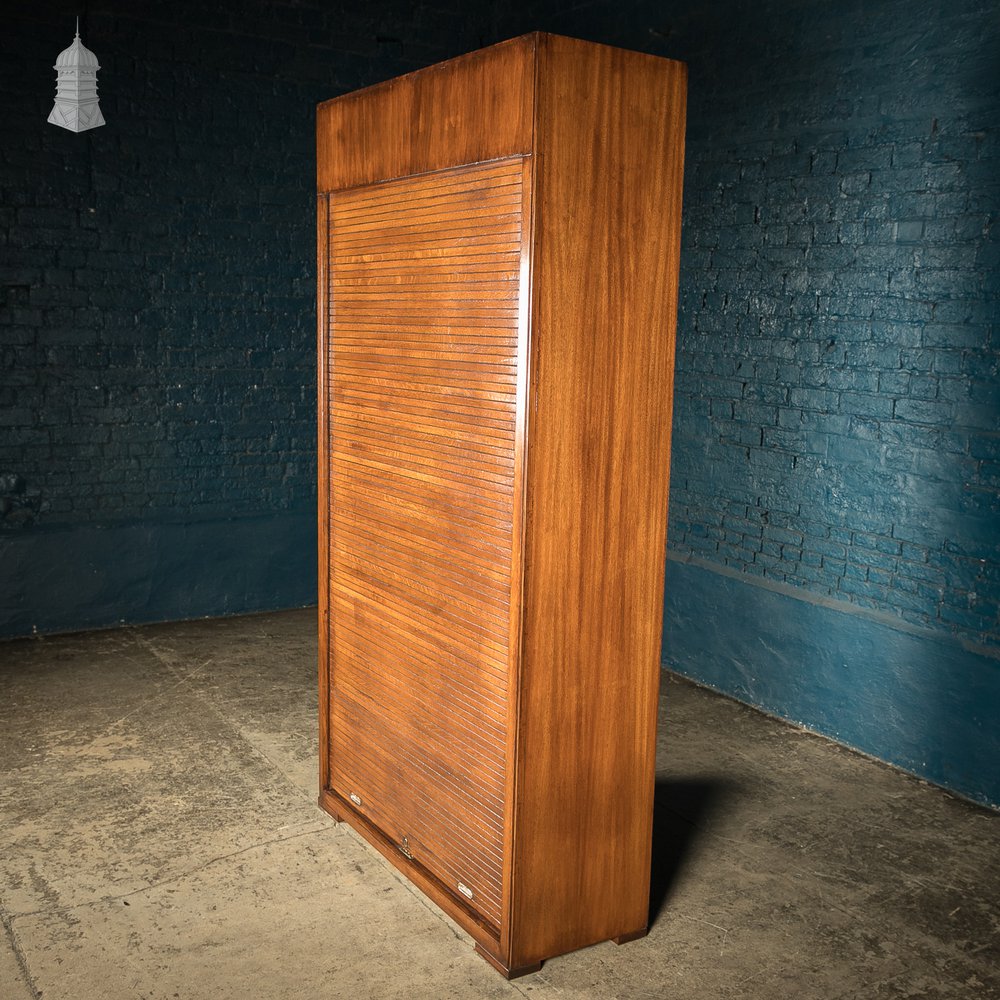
[
  {"xmin": 318, "ymin": 795, "xmax": 343, "ymax": 823},
  {"xmin": 612, "ymin": 927, "xmax": 648, "ymax": 946},
  {"xmin": 474, "ymin": 944, "xmax": 542, "ymax": 979}
]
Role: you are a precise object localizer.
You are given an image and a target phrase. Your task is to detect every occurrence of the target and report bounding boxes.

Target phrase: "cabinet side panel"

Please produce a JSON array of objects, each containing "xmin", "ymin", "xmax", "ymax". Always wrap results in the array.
[
  {"xmin": 317, "ymin": 35, "xmax": 534, "ymax": 192},
  {"xmin": 512, "ymin": 37, "xmax": 687, "ymax": 964}
]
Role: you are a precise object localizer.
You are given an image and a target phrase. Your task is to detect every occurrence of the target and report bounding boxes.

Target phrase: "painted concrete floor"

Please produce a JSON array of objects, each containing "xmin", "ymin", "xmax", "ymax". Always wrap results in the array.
[{"xmin": 1, "ymin": 608, "xmax": 997, "ymax": 1000}]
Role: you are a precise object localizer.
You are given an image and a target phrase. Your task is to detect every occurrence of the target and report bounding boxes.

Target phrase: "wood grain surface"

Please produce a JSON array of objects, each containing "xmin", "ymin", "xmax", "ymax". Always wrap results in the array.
[
  {"xmin": 509, "ymin": 33, "xmax": 687, "ymax": 968},
  {"xmin": 317, "ymin": 195, "xmax": 331, "ymax": 798},
  {"xmin": 325, "ymin": 158, "xmax": 528, "ymax": 932},
  {"xmin": 317, "ymin": 32, "xmax": 687, "ymax": 978},
  {"xmin": 316, "ymin": 35, "xmax": 534, "ymax": 192}
]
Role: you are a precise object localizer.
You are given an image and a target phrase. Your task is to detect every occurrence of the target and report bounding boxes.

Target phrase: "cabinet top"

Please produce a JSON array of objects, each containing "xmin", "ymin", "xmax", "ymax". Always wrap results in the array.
[{"xmin": 316, "ymin": 32, "xmax": 686, "ymax": 193}]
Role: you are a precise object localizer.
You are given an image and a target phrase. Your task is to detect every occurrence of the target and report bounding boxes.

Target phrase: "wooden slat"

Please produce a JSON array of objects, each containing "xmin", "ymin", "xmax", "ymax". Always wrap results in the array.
[
  {"xmin": 334, "ymin": 184, "xmax": 523, "ymax": 215},
  {"xmin": 336, "ymin": 355, "xmax": 517, "ymax": 382},
  {"xmin": 334, "ymin": 490, "xmax": 513, "ymax": 560},
  {"xmin": 333, "ymin": 560, "xmax": 512, "ymax": 662},
  {"xmin": 331, "ymin": 580, "xmax": 511, "ymax": 668},
  {"xmin": 333, "ymin": 690, "xmax": 507, "ymax": 808},
  {"xmin": 334, "ymin": 410, "xmax": 515, "ymax": 462},
  {"xmin": 330, "ymin": 470, "xmax": 513, "ymax": 536},
  {"xmin": 331, "ymin": 735, "xmax": 505, "ymax": 924},
  {"xmin": 328, "ymin": 164, "xmax": 524, "ymax": 211},
  {"xmin": 329, "ymin": 451, "xmax": 513, "ymax": 511},
  {"xmin": 334, "ymin": 617, "xmax": 509, "ymax": 724},
  {"xmin": 332, "ymin": 387, "xmax": 516, "ymax": 438},
  {"xmin": 330, "ymin": 739, "xmax": 505, "ymax": 922},
  {"xmin": 328, "ymin": 511, "xmax": 514, "ymax": 612},
  {"xmin": 332, "ymin": 433, "xmax": 515, "ymax": 489},
  {"xmin": 329, "ymin": 588, "xmax": 510, "ymax": 683},
  {"xmin": 330, "ymin": 462, "xmax": 514, "ymax": 528},
  {"xmin": 341, "ymin": 612, "xmax": 505, "ymax": 724},
  {"xmin": 330, "ymin": 252, "xmax": 522, "ymax": 272},
  {"xmin": 326, "ymin": 158, "xmax": 524, "ymax": 927},
  {"xmin": 331, "ymin": 205, "xmax": 522, "ymax": 236},
  {"xmin": 329, "ymin": 505, "xmax": 513, "ymax": 577}
]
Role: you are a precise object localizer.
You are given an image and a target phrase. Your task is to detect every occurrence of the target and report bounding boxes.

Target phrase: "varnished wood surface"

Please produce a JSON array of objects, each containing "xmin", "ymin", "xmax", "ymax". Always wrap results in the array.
[
  {"xmin": 316, "ymin": 35, "xmax": 535, "ymax": 193},
  {"xmin": 509, "ymin": 34, "xmax": 687, "ymax": 968},
  {"xmin": 474, "ymin": 943, "xmax": 541, "ymax": 980},
  {"xmin": 317, "ymin": 32, "xmax": 687, "ymax": 978},
  {"xmin": 325, "ymin": 159, "xmax": 528, "ymax": 931},
  {"xmin": 317, "ymin": 195, "xmax": 331, "ymax": 798}
]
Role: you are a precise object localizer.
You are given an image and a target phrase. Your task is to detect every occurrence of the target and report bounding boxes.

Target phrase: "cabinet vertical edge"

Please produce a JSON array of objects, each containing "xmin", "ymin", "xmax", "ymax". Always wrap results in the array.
[
  {"xmin": 499, "ymin": 149, "xmax": 539, "ymax": 968},
  {"xmin": 316, "ymin": 192, "xmax": 332, "ymax": 803},
  {"xmin": 633, "ymin": 43, "xmax": 688, "ymax": 953},
  {"xmin": 510, "ymin": 35, "xmax": 688, "ymax": 968}
]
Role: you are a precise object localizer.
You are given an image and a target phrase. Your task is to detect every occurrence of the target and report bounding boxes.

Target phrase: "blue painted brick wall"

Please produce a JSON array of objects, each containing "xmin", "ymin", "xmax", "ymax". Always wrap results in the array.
[
  {"xmin": 5, "ymin": 0, "xmax": 998, "ymax": 798},
  {"xmin": 2, "ymin": 3, "xmax": 496, "ymax": 634},
  {"xmin": 12, "ymin": 0, "xmax": 992, "ymax": 648},
  {"xmin": 669, "ymin": 0, "xmax": 999, "ymax": 650},
  {"xmin": 498, "ymin": 0, "xmax": 1000, "ymax": 652},
  {"xmin": 494, "ymin": 0, "xmax": 1000, "ymax": 802}
]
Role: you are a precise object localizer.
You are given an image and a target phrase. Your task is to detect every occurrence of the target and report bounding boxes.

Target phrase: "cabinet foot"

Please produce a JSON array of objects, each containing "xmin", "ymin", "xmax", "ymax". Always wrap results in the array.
[
  {"xmin": 317, "ymin": 793, "xmax": 343, "ymax": 823},
  {"xmin": 474, "ymin": 944, "xmax": 542, "ymax": 979},
  {"xmin": 612, "ymin": 927, "xmax": 648, "ymax": 945}
]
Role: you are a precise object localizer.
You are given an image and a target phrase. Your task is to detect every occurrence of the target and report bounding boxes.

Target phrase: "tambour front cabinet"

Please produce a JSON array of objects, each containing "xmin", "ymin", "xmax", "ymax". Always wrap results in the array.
[{"xmin": 317, "ymin": 33, "xmax": 687, "ymax": 977}]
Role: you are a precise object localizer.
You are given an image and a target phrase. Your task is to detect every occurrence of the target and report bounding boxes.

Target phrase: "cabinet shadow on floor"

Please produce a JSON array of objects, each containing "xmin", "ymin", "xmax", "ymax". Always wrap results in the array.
[{"xmin": 648, "ymin": 776, "xmax": 737, "ymax": 927}]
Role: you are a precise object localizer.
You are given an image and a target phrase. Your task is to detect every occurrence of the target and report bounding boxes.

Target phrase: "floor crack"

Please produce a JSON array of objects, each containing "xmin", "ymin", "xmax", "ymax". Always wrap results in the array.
[
  {"xmin": 127, "ymin": 632, "xmax": 315, "ymax": 802},
  {"xmin": 0, "ymin": 902, "xmax": 42, "ymax": 1000},
  {"xmin": 8, "ymin": 822, "xmax": 334, "ymax": 923}
]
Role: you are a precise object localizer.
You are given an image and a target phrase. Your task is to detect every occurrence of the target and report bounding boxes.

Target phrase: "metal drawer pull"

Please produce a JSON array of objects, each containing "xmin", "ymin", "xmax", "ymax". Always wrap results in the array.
[
  {"xmin": 457, "ymin": 882, "xmax": 474, "ymax": 900},
  {"xmin": 349, "ymin": 792, "xmax": 362, "ymax": 806}
]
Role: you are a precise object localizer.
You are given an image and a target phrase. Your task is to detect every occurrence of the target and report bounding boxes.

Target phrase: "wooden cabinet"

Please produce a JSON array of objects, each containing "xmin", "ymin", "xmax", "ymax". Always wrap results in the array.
[{"xmin": 317, "ymin": 32, "xmax": 686, "ymax": 978}]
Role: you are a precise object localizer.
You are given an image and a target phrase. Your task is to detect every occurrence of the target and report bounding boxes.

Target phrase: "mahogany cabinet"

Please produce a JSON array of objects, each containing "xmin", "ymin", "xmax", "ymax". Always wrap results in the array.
[{"xmin": 316, "ymin": 32, "xmax": 686, "ymax": 978}]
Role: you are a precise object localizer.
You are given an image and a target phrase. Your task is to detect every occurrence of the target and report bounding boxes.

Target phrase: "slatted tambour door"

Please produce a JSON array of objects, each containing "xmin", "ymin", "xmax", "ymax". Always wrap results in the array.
[{"xmin": 324, "ymin": 157, "xmax": 526, "ymax": 931}]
